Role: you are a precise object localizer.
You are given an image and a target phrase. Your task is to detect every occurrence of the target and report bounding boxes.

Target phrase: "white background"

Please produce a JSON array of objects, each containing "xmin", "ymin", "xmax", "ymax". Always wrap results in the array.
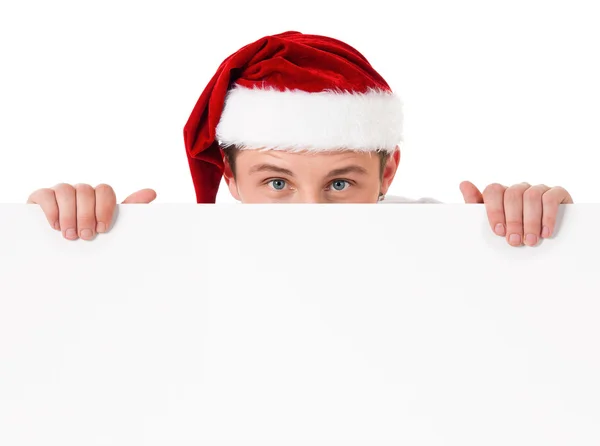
[{"xmin": 1, "ymin": 0, "xmax": 599, "ymax": 204}]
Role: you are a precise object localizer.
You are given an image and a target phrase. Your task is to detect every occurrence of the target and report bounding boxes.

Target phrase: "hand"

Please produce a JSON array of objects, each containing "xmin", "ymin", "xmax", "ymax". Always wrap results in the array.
[
  {"xmin": 460, "ymin": 181, "xmax": 573, "ymax": 247},
  {"xmin": 27, "ymin": 184, "xmax": 157, "ymax": 240}
]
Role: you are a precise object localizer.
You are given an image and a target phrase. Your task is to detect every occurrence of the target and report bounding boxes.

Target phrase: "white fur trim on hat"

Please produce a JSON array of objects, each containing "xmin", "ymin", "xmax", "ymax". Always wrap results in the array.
[{"xmin": 216, "ymin": 85, "xmax": 403, "ymax": 152}]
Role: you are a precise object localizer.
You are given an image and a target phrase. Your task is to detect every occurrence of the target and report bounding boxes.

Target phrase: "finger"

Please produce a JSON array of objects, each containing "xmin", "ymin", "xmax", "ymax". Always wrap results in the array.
[
  {"xmin": 27, "ymin": 188, "xmax": 60, "ymax": 230},
  {"xmin": 122, "ymin": 188, "xmax": 157, "ymax": 204},
  {"xmin": 74, "ymin": 184, "xmax": 96, "ymax": 241},
  {"xmin": 52, "ymin": 183, "xmax": 78, "ymax": 240},
  {"xmin": 482, "ymin": 183, "xmax": 507, "ymax": 236},
  {"xmin": 541, "ymin": 186, "xmax": 573, "ymax": 238},
  {"xmin": 522, "ymin": 184, "xmax": 550, "ymax": 246},
  {"xmin": 504, "ymin": 182, "xmax": 531, "ymax": 246},
  {"xmin": 94, "ymin": 184, "xmax": 117, "ymax": 233},
  {"xmin": 459, "ymin": 181, "xmax": 484, "ymax": 204}
]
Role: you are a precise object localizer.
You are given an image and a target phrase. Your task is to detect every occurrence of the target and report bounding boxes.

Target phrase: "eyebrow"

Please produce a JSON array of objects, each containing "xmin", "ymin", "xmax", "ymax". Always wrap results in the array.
[
  {"xmin": 249, "ymin": 164, "xmax": 295, "ymax": 176},
  {"xmin": 325, "ymin": 166, "xmax": 369, "ymax": 177},
  {"xmin": 248, "ymin": 164, "xmax": 369, "ymax": 177}
]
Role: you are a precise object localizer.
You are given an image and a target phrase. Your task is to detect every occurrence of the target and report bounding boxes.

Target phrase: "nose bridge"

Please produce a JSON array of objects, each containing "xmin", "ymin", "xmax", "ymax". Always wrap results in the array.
[
  {"xmin": 288, "ymin": 168, "xmax": 325, "ymax": 203},
  {"xmin": 295, "ymin": 187, "xmax": 324, "ymax": 204}
]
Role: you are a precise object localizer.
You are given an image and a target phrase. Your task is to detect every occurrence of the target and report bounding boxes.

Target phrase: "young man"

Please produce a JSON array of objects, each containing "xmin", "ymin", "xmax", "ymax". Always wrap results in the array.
[{"xmin": 27, "ymin": 31, "xmax": 572, "ymax": 247}]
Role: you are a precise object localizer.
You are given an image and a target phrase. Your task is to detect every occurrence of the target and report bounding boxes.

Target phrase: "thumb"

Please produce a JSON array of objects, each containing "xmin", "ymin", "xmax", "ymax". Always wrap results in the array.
[
  {"xmin": 122, "ymin": 188, "xmax": 157, "ymax": 204},
  {"xmin": 460, "ymin": 181, "xmax": 484, "ymax": 203}
]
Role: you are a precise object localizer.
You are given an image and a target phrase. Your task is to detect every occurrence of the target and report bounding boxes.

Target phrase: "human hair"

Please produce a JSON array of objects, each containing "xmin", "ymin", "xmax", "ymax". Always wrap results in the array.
[{"xmin": 222, "ymin": 146, "xmax": 390, "ymax": 179}]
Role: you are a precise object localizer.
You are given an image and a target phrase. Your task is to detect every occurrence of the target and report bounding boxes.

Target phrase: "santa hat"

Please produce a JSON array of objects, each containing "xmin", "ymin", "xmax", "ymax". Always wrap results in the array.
[{"xmin": 183, "ymin": 31, "xmax": 403, "ymax": 203}]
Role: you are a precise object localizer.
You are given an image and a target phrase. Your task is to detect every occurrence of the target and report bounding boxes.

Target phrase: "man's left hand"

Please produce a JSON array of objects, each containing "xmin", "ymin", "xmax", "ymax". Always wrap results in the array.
[{"xmin": 460, "ymin": 181, "xmax": 573, "ymax": 246}]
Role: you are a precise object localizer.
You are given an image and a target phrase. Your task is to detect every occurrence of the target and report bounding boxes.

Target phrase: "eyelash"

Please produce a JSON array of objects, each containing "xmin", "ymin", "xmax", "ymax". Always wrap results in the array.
[
  {"xmin": 266, "ymin": 178, "xmax": 289, "ymax": 191},
  {"xmin": 265, "ymin": 178, "xmax": 354, "ymax": 191},
  {"xmin": 326, "ymin": 179, "xmax": 353, "ymax": 191}
]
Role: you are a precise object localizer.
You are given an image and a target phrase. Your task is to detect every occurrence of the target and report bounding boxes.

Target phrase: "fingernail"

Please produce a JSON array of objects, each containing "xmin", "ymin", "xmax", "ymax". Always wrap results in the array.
[
  {"xmin": 525, "ymin": 234, "xmax": 538, "ymax": 246},
  {"xmin": 80, "ymin": 229, "xmax": 94, "ymax": 240},
  {"xmin": 65, "ymin": 228, "xmax": 78, "ymax": 240},
  {"xmin": 541, "ymin": 226, "xmax": 551, "ymax": 238},
  {"xmin": 494, "ymin": 223, "xmax": 506, "ymax": 236},
  {"xmin": 96, "ymin": 222, "xmax": 106, "ymax": 233},
  {"xmin": 53, "ymin": 221, "xmax": 60, "ymax": 231},
  {"xmin": 509, "ymin": 234, "xmax": 522, "ymax": 246}
]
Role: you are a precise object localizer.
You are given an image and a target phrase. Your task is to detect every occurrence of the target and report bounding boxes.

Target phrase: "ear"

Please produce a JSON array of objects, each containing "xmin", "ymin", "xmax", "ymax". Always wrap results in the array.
[
  {"xmin": 222, "ymin": 153, "xmax": 233, "ymax": 185},
  {"xmin": 380, "ymin": 146, "xmax": 401, "ymax": 195},
  {"xmin": 222, "ymin": 153, "xmax": 241, "ymax": 201}
]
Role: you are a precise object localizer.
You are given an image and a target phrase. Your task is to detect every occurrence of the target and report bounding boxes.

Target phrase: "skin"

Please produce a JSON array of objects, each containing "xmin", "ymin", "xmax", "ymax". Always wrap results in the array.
[
  {"xmin": 222, "ymin": 150, "xmax": 399, "ymax": 204},
  {"xmin": 27, "ymin": 148, "xmax": 573, "ymax": 247}
]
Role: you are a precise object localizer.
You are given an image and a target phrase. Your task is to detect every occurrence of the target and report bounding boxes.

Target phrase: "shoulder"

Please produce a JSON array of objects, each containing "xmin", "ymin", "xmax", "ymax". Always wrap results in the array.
[{"xmin": 379, "ymin": 195, "xmax": 443, "ymax": 204}]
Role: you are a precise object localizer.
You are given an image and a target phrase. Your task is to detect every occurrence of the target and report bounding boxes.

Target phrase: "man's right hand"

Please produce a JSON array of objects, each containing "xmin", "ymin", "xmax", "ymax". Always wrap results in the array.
[{"xmin": 27, "ymin": 184, "xmax": 157, "ymax": 240}]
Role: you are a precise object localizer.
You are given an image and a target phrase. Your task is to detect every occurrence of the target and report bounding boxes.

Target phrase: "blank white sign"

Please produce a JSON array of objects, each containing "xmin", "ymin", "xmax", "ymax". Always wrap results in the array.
[{"xmin": 0, "ymin": 204, "xmax": 598, "ymax": 445}]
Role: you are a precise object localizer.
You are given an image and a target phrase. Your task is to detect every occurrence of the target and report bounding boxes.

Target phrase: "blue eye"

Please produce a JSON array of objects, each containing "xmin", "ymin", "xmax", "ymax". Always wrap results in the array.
[
  {"xmin": 268, "ymin": 179, "xmax": 286, "ymax": 190},
  {"xmin": 330, "ymin": 180, "xmax": 349, "ymax": 191}
]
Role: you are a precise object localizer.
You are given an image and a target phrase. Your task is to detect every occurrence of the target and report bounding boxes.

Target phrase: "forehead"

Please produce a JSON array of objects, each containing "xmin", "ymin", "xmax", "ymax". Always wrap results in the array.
[{"xmin": 233, "ymin": 149, "xmax": 379, "ymax": 167}]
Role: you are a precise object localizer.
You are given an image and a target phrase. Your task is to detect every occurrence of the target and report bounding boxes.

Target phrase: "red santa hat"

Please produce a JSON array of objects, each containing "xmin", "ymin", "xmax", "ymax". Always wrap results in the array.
[{"xmin": 183, "ymin": 31, "xmax": 403, "ymax": 203}]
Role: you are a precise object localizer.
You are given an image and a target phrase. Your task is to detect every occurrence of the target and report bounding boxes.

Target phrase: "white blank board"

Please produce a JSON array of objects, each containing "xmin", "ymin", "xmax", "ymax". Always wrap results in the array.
[{"xmin": 0, "ymin": 203, "xmax": 599, "ymax": 445}]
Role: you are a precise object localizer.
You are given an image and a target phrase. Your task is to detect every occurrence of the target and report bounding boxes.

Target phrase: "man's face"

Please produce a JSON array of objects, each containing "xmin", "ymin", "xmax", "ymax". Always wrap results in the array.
[{"xmin": 224, "ymin": 149, "xmax": 400, "ymax": 203}]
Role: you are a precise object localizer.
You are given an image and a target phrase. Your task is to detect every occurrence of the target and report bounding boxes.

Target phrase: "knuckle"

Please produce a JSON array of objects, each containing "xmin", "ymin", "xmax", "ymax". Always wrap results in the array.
[
  {"xmin": 484, "ymin": 183, "xmax": 505, "ymax": 192},
  {"xmin": 523, "ymin": 187, "xmax": 543, "ymax": 204},
  {"xmin": 483, "ymin": 183, "xmax": 505, "ymax": 195},
  {"xmin": 503, "ymin": 187, "xmax": 521, "ymax": 202},
  {"xmin": 52, "ymin": 183, "xmax": 76, "ymax": 199},
  {"xmin": 95, "ymin": 204, "xmax": 114, "ymax": 219},
  {"xmin": 505, "ymin": 220, "xmax": 523, "ymax": 230},
  {"xmin": 542, "ymin": 191, "xmax": 557, "ymax": 206},
  {"xmin": 95, "ymin": 183, "xmax": 115, "ymax": 195},
  {"xmin": 523, "ymin": 217, "xmax": 540, "ymax": 227},
  {"xmin": 489, "ymin": 210, "xmax": 506, "ymax": 221},
  {"xmin": 543, "ymin": 214, "xmax": 556, "ymax": 225},
  {"xmin": 511, "ymin": 183, "xmax": 529, "ymax": 192},
  {"xmin": 29, "ymin": 188, "xmax": 54, "ymax": 202},
  {"xmin": 76, "ymin": 214, "xmax": 96, "ymax": 227},
  {"xmin": 53, "ymin": 182, "xmax": 73, "ymax": 192},
  {"xmin": 74, "ymin": 183, "xmax": 94, "ymax": 193},
  {"xmin": 95, "ymin": 185, "xmax": 117, "ymax": 211}
]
